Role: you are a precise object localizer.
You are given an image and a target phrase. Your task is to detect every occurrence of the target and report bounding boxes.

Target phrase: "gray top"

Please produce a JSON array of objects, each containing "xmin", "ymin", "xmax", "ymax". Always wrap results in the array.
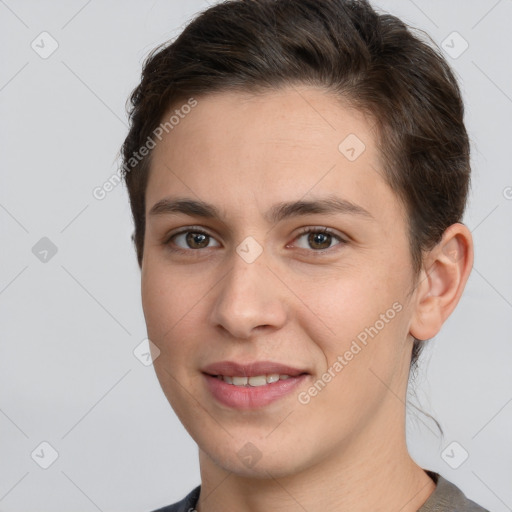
[
  {"xmin": 150, "ymin": 471, "xmax": 490, "ymax": 512},
  {"xmin": 418, "ymin": 472, "xmax": 490, "ymax": 512}
]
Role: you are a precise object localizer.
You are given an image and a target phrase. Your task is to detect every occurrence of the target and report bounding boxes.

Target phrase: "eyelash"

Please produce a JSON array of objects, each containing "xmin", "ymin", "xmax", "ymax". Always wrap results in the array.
[
  {"xmin": 163, "ymin": 227, "xmax": 217, "ymax": 256},
  {"xmin": 292, "ymin": 227, "xmax": 345, "ymax": 253},
  {"xmin": 163, "ymin": 226, "xmax": 346, "ymax": 256}
]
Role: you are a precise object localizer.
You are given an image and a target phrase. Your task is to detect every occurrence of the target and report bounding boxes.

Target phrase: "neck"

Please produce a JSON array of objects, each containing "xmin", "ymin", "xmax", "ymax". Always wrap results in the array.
[{"xmin": 196, "ymin": 409, "xmax": 436, "ymax": 512}]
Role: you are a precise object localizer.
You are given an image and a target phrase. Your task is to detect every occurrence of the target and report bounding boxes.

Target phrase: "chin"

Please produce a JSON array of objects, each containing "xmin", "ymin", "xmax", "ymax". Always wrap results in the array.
[{"xmin": 199, "ymin": 435, "xmax": 319, "ymax": 480}]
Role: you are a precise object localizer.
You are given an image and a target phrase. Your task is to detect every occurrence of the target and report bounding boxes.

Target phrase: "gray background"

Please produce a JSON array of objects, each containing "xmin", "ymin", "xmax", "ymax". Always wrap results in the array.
[{"xmin": 1, "ymin": 1, "xmax": 511, "ymax": 511}]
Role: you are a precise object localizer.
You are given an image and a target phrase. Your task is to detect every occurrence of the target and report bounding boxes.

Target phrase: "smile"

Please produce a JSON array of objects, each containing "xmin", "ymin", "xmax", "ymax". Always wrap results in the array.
[{"xmin": 214, "ymin": 374, "xmax": 292, "ymax": 386}]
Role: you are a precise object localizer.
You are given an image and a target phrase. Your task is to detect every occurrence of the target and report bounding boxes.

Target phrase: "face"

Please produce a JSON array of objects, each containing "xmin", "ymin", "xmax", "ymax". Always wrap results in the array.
[{"xmin": 141, "ymin": 86, "xmax": 419, "ymax": 477}]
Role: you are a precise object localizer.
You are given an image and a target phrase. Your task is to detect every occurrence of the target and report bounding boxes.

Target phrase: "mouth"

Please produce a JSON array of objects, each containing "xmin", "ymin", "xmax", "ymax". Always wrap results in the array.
[
  {"xmin": 211, "ymin": 373, "xmax": 297, "ymax": 386},
  {"xmin": 202, "ymin": 360, "xmax": 309, "ymax": 409}
]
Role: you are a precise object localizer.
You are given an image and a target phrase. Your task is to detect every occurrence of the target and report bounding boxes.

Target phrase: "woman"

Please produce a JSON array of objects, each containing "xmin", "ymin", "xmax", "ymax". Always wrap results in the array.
[{"xmin": 121, "ymin": 1, "xmax": 489, "ymax": 510}]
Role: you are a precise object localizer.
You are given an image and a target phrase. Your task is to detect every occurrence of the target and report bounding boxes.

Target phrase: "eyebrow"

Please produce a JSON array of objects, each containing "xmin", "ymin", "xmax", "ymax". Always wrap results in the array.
[{"xmin": 148, "ymin": 195, "xmax": 373, "ymax": 223}]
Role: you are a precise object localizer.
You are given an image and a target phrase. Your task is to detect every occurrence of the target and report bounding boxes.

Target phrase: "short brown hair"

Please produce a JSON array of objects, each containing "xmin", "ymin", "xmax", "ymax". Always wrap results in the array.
[{"xmin": 121, "ymin": 0, "xmax": 470, "ymax": 368}]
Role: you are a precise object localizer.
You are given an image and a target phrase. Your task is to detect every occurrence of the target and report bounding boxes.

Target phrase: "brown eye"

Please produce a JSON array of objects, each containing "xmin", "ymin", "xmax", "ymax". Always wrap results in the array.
[
  {"xmin": 292, "ymin": 228, "xmax": 345, "ymax": 252},
  {"xmin": 308, "ymin": 232, "xmax": 332, "ymax": 250},
  {"xmin": 168, "ymin": 229, "xmax": 221, "ymax": 251},
  {"xmin": 185, "ymin": 232, "xmax": 210, "ymax": 249}
]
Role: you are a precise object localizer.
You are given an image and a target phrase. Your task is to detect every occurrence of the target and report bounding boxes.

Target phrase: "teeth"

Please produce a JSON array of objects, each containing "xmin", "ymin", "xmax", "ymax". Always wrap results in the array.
[
  {"xmin": 217, "ymin": 373, "xmax": 295, "ymax": 386},
  {"xmin": 232, "ymin": 376, "xmax": 248, "ymax": 386},
  {"xmin": 248, "ymin": 375, "xmax": 267, "ymax": 387}
]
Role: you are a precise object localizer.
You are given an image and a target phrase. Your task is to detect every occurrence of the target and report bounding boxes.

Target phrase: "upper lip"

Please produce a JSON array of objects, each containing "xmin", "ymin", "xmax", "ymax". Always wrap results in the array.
[{"xmin": 202, "ymin": 360, "xmax": 308, "ymax": 377}]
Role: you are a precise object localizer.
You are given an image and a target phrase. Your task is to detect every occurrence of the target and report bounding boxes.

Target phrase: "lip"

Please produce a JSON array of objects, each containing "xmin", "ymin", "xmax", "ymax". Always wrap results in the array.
[
  {"xmin": 204, "ymin": 373, "xmax": 308, "ymax": 409},
  {"xmin": 202, "ymin": 360, "xmax": 307, "ymax": 378},
  {"xmin": 202, "ymin": 360, "xmax": 310, "ymax": 410}
]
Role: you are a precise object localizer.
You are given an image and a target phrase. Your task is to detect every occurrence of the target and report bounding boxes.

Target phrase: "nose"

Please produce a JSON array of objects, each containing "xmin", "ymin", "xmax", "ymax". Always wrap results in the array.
[{"xmin": 209, "ymin": 250, "xmax": 288, "ymax": 340}]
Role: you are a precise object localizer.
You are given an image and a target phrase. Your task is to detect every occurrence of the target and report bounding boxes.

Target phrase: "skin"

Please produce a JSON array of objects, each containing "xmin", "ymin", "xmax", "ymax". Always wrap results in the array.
[{"xmin": 141, "ymin": 86, "xmax": 473, "ymax": 512}]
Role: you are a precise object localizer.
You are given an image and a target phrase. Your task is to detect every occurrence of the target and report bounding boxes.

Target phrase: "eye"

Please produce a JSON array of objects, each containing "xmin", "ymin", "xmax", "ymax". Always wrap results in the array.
[
  {"xmin": 166, "ymin": 228, "xmax": 221, "ymax": 251},
  {"xmin": 291, "ymin": 227, "xmax": 345, "ymax": 251}
]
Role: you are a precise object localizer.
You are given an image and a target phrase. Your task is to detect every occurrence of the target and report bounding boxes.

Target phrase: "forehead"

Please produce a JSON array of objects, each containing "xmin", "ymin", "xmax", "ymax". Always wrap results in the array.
[
  {"xmin": 147, "ymin": 86, "xmax": 404, "ymax": 227},
  {"xmin": 155, "ymin": 86, "xmax": 376, "ymax": 161}
]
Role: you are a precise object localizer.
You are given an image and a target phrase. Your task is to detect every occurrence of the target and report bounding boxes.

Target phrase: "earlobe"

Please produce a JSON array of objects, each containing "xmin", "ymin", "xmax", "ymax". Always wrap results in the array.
[{"xmin": 409, "ymin": 223, "xmax": 474, "ymax": 341}]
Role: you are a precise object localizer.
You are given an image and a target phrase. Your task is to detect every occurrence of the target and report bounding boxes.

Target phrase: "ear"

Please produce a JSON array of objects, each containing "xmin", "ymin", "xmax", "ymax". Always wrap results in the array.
[{"xmin": 409, "ymin": 223, "xmax": 474, "ymax": 341}]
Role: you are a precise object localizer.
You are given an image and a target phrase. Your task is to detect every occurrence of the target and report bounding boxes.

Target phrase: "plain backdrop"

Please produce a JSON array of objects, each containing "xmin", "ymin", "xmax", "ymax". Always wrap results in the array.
[{"xmin": 1, "ymin": 1, "xmax": 511, "ymax": 511}]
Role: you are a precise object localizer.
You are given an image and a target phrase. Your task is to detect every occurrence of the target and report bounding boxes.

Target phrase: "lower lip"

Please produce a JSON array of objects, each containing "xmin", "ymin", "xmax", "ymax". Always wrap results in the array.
[{"xmin": 203, "ymin": 373, "xmax": 308, "ymax": 409}]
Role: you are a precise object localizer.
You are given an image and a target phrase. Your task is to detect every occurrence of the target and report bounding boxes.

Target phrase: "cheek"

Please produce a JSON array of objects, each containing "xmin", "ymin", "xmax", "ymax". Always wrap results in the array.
[
  {"xmin": 297, "ymin": 276, "xmax": 410, "ymax": 425},
  {"xmin": 141, "ymin": 258, "xmax": 204, "ymax": 351},
  {"xmin": 295, "ymin": 264, "xmax": 411, "ymax": 386},
  {"xmin": 298, "ymin": 267, "xmax": 399, "ymax": 338},
  {"xmin": 141, "ymin": 261, "xmax": 210, "ymax": 415}
]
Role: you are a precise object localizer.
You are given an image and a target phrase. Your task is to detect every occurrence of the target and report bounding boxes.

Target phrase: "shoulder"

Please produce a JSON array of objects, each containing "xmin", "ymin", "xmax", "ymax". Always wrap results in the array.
[
  {"xmin": 419, "ymin": 472, "xmax": 490, "ymax": 512},
  {"xmin": 148, "ymin": 485, "xmax": 201, "ymax": 512}
]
